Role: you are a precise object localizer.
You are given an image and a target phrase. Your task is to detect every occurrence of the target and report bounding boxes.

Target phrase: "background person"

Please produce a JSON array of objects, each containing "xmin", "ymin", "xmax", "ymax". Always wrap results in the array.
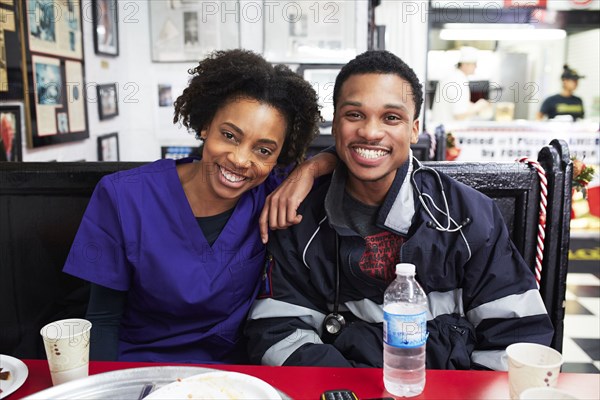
[
  {"xmin": 537, "ymin": 65, "xmax": 585, "ymax": 121},
  {"xmin": 431, "ymin": 46, "xmax": 491, "ymax": 124},
  {"xmin": 63, "ymin": 49, "xmax": 336, "ymax": 363},
  {"xmin": 246, "ymin": 50, "xmax": 553, "ymax": 371}
]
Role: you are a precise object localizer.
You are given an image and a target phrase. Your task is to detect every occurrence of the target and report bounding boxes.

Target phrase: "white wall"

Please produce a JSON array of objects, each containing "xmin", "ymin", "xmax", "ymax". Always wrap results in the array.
[
  {"xmin": 567, "ymin": 29, "xmax": 600, "ymax": 121},
  {"xmin": 20, "ymin": 0, "xmax": 369, "ymax": 162},
  {"xmin": 114, "ymin": 1, "xmax": 196, "ymax": 162},
  {"xmin": 496, "ymin": 39, "xmax": 567, "ymax": 120},
  {"xmin": 375, "ymin": 0, "xmax": 428, "ymax": 100}
]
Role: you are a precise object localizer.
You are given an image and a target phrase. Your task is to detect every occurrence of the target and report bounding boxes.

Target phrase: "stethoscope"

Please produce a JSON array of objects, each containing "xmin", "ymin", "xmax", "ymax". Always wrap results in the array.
[
  {"xmin": 411, "ymin": 160, "xmax": 473, "ymax": 261},
  {"xmin": 322, "ymin": 158, "xmax": 472, "ymax": 336},
  {"xmin": 323, "ymin": 233, "xmax": 346, "ymax": 335}
]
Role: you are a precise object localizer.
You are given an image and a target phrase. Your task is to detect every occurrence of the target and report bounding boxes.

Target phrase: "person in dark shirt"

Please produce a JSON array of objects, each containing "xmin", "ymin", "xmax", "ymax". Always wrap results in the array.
[{"xmin": 538, "ymin": 65, "xmax": 585, "ymax": 121}]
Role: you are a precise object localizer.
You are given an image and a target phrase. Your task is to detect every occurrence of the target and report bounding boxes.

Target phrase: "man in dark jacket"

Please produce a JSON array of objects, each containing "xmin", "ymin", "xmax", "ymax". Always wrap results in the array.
[{"xmin": 245, "ymin": 50, "xmax": 553, "ymax": 371}]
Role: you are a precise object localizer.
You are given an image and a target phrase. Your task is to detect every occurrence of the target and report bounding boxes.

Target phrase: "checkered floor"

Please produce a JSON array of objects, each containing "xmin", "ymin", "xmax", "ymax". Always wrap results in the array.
[{"xmin": 562, "ymin": 236, "xmax": 600, "ymax": 373}]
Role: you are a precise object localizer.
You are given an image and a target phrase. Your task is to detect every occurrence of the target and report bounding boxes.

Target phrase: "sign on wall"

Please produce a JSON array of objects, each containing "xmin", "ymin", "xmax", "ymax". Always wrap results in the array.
[{"xmin": 446, "ymin": 122, "xmax": 599, "ymax": 165}]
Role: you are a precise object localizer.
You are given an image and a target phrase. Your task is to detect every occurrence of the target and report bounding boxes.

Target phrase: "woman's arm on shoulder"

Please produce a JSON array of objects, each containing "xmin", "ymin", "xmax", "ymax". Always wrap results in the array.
[{"xmin": 260, "ymin": 148, "xmax": 337, "ymax": 244}]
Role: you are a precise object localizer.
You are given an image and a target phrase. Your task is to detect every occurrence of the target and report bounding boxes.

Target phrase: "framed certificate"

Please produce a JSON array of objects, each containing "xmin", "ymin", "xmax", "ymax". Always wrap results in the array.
[
  {"xmin": 263, "ymin": 1, "xmax": 361, "ymax": 63},
  {"xmin": 297, "ymin": 64, "xmax": 344, "ymax": 126},
  {"xmin": 149, "ymin": 0, "xmax": 240, "ymax": 62}
]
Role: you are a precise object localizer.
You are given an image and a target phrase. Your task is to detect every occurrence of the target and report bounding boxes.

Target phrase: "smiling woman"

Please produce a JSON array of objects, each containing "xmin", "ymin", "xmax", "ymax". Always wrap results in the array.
[
  {"xmin": 179, "ymin": 98, "xmax": 288, "ymax": 217},
  {"xmin": 62, "ymin": 49, "xmax": 337, "ymax": 365}
]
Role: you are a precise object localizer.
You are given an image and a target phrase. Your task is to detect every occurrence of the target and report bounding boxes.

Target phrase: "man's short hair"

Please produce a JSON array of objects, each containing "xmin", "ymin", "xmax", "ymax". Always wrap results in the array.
[{"xmin": 333, "ymin": 50, "xmax": 424, "ymax": 120}]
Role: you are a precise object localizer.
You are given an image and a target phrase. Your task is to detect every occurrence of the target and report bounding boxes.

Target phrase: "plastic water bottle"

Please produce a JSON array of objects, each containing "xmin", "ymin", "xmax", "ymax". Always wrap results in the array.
[{"xmin": 383, "ymin": 263, "xmax": 428, "ymax": 397}]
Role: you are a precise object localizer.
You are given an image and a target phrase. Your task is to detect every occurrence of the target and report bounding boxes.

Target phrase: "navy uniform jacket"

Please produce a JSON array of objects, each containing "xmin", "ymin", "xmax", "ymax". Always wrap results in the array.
[{"xmin": 245, "ymin": 157, "xmax": 553, "ymax": 370}]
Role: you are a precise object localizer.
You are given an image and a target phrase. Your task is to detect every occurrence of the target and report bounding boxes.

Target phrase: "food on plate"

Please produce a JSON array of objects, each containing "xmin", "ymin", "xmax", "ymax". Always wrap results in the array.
[
  {"xmin": 143, "ymin": 371, "xmax": 281, "ymax": 400},
  {"xmin": 0, "ymin": 367, "xmax": 10, "ymax": 395},
  {"xmin": 0, "ymin": 367, "xmax": 10, "ymax": 380}
]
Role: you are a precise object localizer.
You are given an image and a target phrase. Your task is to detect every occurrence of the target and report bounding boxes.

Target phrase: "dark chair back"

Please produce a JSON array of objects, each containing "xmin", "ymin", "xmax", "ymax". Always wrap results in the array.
[
  {"xmin": 424, "ymin": 139, "xmax": 572, "ymax": 352},
  {"xmin": 0, "ymin": 140, "xmax": 571, "ymax": 357},
  {"xmin": 411, "ymin": 133, "xmax": 432, "ymax": 161},
  {"xmin": 306, "ymin": 135, "xmax": 335, "ymax": 158},
  {"xmin": 434, "ymin": 125, "xmax": 447, "ymax": 161},
  {"xmin": 0, "ymin": 162, "xmax": 144, "ymax": 358}
]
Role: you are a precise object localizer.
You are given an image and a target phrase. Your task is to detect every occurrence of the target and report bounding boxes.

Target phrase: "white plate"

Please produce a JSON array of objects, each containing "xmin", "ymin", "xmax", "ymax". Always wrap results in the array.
[
  {"xmin": 0, "ymin": 355, "xmax": 29, "ymax": 399},
  {"xmin": 144, "ymin": 371, "xmax": 282, "ymax": 400},
  {"xmin": 23, "ymin": 366, "xmax": 290, "ymax": 400}
]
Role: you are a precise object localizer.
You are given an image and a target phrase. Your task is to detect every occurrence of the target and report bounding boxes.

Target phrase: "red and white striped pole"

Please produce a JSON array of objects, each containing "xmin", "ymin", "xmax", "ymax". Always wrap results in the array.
[{"xmin": 517, "ymin": 157, "xmax": 548, "ymax": 288}]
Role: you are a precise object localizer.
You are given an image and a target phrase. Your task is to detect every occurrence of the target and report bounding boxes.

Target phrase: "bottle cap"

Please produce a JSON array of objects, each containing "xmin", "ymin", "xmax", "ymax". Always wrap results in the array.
[{"xmin": 395, "ymin": 263, "xmax": 416, "ymax": 275}]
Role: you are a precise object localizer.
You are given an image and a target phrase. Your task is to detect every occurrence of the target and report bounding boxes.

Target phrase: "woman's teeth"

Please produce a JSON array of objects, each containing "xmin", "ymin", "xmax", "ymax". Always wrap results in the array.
[
  {"xmin": 354, "ymin": 147, "xmax": 388, "ymax": 159},
  {"xmin": 220, "ymin": 167, "xmax": 246, "ymax": 182}
]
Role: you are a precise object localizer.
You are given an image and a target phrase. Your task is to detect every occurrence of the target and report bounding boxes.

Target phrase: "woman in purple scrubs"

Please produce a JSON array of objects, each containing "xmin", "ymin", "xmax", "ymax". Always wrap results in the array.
[{"xmin": 63, "ymin": 49, "xmax": 335, "ymax": 363}]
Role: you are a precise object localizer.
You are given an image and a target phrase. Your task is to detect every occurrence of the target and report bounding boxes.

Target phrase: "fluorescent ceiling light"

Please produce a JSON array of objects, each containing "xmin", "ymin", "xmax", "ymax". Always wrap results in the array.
[
  {"xmin": 440, "ymin": 26, "xmax": 566, "ymax": 41},
  {"xmin": 443, "ymin": 23, "xmax": 533, "ymax": 30}
]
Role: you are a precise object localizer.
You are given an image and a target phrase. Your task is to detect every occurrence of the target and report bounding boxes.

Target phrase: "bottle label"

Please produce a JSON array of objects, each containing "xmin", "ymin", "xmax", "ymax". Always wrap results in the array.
[{"xmin": 383, "ymin": 310, "xmax": 428, "ymax": 348}]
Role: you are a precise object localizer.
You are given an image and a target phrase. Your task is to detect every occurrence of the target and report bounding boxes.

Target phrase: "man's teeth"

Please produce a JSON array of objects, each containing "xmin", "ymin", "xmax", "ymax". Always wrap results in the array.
[
  {"xmin": 220, "ymin": 167, "xmax": 246, "ymax": 182},
  {"xmin": 354, "ymin": 148, "xmax": 388, "ymax": 159}
]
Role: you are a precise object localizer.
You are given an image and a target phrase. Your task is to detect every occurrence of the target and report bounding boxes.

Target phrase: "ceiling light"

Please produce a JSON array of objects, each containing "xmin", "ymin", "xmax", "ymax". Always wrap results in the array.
[{"xmin": 439, "ymin": 27, "xmax": 566, "ymax": 41}]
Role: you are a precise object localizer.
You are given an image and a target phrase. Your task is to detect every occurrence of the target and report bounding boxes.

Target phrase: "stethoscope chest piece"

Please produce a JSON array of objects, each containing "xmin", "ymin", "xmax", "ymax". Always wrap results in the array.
[{"xmin": 324, "ymin": 312, "xmax": 346, "ymax": 335}]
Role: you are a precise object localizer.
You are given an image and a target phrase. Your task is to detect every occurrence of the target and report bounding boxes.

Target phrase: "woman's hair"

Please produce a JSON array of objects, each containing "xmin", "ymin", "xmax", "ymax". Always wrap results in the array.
[
  {"xmin": 174, "ymin": 49, "xmax": 321, "ymax": 166},
  {"xmin": 333, "ymin": 50, "xmax": 423, "ymax": 120}
]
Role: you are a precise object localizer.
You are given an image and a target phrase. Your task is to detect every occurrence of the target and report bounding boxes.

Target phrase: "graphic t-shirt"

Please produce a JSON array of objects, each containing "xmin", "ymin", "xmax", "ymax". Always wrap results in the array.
[
  {"xmin": 343, "ymin": 192, "xmax": 404, "ymax": 284},
  {"xmin": 540, "ymin": 94, "xmax": 584, "ymax": 120},
  {"xmin": 360, "ymin": 231, "xmax": 404, "ymax": 283}
]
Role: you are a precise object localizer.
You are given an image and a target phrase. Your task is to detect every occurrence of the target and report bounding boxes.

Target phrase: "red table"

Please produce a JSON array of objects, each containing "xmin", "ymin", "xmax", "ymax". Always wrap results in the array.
[{"xmin": 12, "ymin": 360, "xmax": 600, "ymax": 399}]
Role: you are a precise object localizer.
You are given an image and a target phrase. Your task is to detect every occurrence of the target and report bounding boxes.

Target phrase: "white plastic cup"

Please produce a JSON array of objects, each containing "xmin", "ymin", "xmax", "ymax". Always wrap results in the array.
[
  {"xmin": 506, "ymin": 343, "xmax": 564, "ymax": 400},
  {"xmin": 40, "ymin": 318, "xmax": 92, "ymax": 386},
  {"xmin": 520, "ymin": 387, "xmax": 579, "ymax": 400}
]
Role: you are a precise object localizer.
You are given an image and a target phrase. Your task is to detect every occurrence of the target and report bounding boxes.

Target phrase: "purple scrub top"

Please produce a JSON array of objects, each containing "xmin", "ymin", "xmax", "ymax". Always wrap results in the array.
[{"xmin": 64, "ymin": 158, "xmax": 279, "ymax": 363}]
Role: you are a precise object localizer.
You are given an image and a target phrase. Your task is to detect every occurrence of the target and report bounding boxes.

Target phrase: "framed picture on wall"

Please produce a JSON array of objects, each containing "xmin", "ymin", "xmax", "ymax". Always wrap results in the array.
[
  {"xmin": 0, "ymin": 102, "xmax": 24, "ymax": 162},
  {"xmin": 297, "ymin": 64, "xmax": 344, "ymax": 126},
  {"xmin": 158, "ymin": 84, "xmax": 173, "ymax": 107},
  {"xmin": 92, "ymin": 0, "xmax": 119, "ymax": 56},
  {"xmin": 19, "ymin": 1, "xmax": 89, "ymax": 147},
  {"xmin": 97, "ymin": 83, "xmax": 119, "ymax": 120},
  {"xmin": 27, "ymin": 0, "xmax": 84, "ymax": 60},
  {"xmin": 149, "ymin": 0, "xmax": 240, "ymax": 62},
  {"xmin": 263, "ymin": 1, "xmax": 359, "ymax": 63},
  {"xmin": 56, "ymin": 111, "xmax": 69, "ymax": 133},
  {"xmin": 97, "ymin": 132, "xmax": 120, "ymax": 161},
  {"xmin": 1, "ymin": 0, "xmax": 22, "ymax": 100}
]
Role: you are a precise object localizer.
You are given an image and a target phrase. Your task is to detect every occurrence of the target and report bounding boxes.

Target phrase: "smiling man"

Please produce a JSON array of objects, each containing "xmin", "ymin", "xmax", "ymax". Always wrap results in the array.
[{"xmin": 245, "ymin": 50, "xmax": 553, "ymax": 371}]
